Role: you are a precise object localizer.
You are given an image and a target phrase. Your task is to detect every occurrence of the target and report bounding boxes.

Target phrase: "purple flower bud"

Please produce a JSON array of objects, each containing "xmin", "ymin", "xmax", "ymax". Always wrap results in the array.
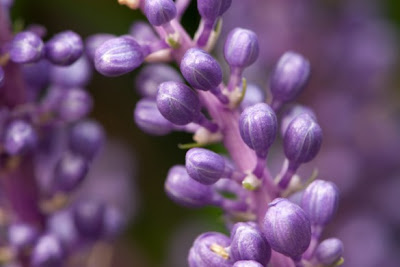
[
  {"xmin": 50, "ymin": 56, "xmax": 92, "ymax": 88},
  {"xmin": 9, "ymin": 31, "xmax": 44, "ymax": 63},
  {"xmin": 284, "ymin": 113, "xmax": 322, "ymax": 165},
  {"xmin": 129, "ymin": 21, "xmax": 158, "ymax": 45},
  {"xmin": 230, "ymin": 222, "xmax": 271, "ymax": 265},
  {"xmin": 239, "ymin": 103, "xmax": 277, "ymax": 158},
  {"xmin": 45, "ymin": 31, "xmax": 83, "ymax": 66},
  {"xmin": 165, "ymin": 165, "xmax": 215, "ymax": 208},
  {"xmin": 53, "ymin": 153, "xmax": 89, "ymax": 192},
  {"xmin": 233, "ymin": 261, "xmax": 264, "ymax": 267},
  {"xmin": 47, "ymin": 210, "xmax": 78, "ymax": 247},
  {"xmin": 301, "ymin": 180, "xmax": 339, "ymax": 226},
  {"xmin": 224, "ymin": 28, "xmax": 259, "ymax": 69},
  {"xmin": 270, "ymin": 51, "xmax": 310, "ymax": 103},
  {"xmin": 135, "ymin": 63, "xmax": 183, "ymax": 98},
  {"xmin": 240, "ymin": 83, "xmax": 265, "ymax": 110},
  {"xmin": 0, "ymin": 0, "xmax": 13, "ymax": 9},
  {"xmin": 57, "ymin": 88, "xmax": 93, "ymax": 122},
  {"xmin": 103, "ymin": 206, "xmax": 125, "ymax": 240},
  {"xmin": 0, "ymin": 66, "xmax": 4, "ymax": 87},
  {"xmin": 69, "ymin": 119, "xmax": 105, "ymax": 160},
  {"xmin": 3, "ymin": 120, "xmax": 37, "ymax": 155},
  {"xmin": 180, "ymin": 48, "xmax": 222, "ymax": 91},
  {"xmin": 280, "ymin": 105, "xmax": 316, "ymax": 137},
  {"xmin": 25, "ymin": 24, "xmax": 47, "ymax": 38},
  {"xmin": 22, "ymin": 59, "xmax": 50, "ymax": 89},
  {"xmin": 197, "ymin": 0, "xmax": 232, "ymax": 21},
  {"xmin": 73, "ymin": 200, "xmax": 105, "ymax": 240},
  {"xmin": 315, "ymin": 238, "xmax": 344, "ymax": 265},
  {"xmin": 85, "ymin": 34, "xmax": 115, "ymax": 61},
  {"xmin": 157, "ymin": 81, "xmax": 200, "ymax": 125},
  {"xmin": 262, "ymin": 198, "xmax": 311, "ymax": 259},
  {"xmin": 185, "ymin": 148, "xmax": 225, "ymax": 185},
  {"xmin": 94, "ymin": 36, "xmax": 144, "ymax": 77},
  {"xmin": 144, "ymin": 0, "xmax": 177, "ymax": 26},
  {"xmin": 134, "ymin": 98, "xmax": 174, "ymax": 135},
  {"xmin": 188, "ymin": 232, "xmax": 232, "ymax": 267},
  {"xmin": 8, "ymin": 223, "xmax": 39, "ymax": 251},
  {"xmin": 31, "ymin": 235, "xmax": 64, "ymax": 267}
]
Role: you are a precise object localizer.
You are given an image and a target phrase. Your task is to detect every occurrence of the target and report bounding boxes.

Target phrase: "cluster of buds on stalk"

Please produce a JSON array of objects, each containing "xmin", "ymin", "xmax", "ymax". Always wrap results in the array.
[
  {"xmin": 0, "ymin": 1, "xmax": 130, "ymax": 266},
  {"xmin": 94, "ymin": 0, "xmax": 344, "ymax": 266}
]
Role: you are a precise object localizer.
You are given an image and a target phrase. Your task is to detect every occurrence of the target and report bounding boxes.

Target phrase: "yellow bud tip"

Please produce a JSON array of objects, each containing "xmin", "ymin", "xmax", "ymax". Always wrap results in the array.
[
  {"xmin": 210, "ymin": 244, "xmax": 229, "ymax": 260},
  {"xmin": 118, "ymin": 0, "xmax": 141, "ymax": 9}
]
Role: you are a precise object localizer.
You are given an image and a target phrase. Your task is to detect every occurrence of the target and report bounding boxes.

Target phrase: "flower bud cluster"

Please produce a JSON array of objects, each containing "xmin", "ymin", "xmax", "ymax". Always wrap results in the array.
[
  {"xmin": 1, "ymin": 0, "xmax": 346, "ymax": 266},
  {"xmin": 0, "ymin": 3, "xmax": 129, "ymax": 266},
  {"xmin": 92, "ymin": 1, "xmax": 344, "ymax": 266}
]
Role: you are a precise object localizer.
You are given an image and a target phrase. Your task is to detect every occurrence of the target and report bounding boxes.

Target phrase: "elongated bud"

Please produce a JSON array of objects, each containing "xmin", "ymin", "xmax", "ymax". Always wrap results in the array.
[
  {"xmin": 270, "ymin": 51, "xmax": 310, "ymax": 103},
  {"xmin": 230, "ymin": 222, "xmax": 271, "ymax": 265},
  {"xmin": 85, "ymin": 34, "xmax": 116, "ymax": 61},
  {"xmin": 240, "ymin": 83, "xmax": 265, "ymax": 110},
  {"xmin": 301, "ymin": 180, "xmax": 339, "ymax": 226},
  {"xmin": 3, "ymin": 120, "xmax": 37, "ymax": 155},
  {"xmin": 50, "ymin": 56, "xmax": 92, "ymax": 88},
  {"xmin": 144, "ymin": 0, "xmax": 177, "ymax": 26},
  {"xmin": 165, "ymin": 165, "xmax": 215, "ymax": 208},
  {"xmin": 197, "ymin": 0, "xmax": 232, "ymax": 21},
  {"xmin": 31, "ymin": 235, "xmax": 64, "ymax": 267},
  {"xmin": 224, "ymin": 28, "xmax": 259, "ymax": 69},
  {"xmin": 233, "ymin": 261, "xmax": 264, "ymax": 267},
  {"xmin": 239, "ymin": 103, "xmax": 277, "ymax": 159},
  {"xmin": 10, "ymin": 31, "xmax": 44, "ymax": 63},
  {"xmin": 262, "ymin": 198, "xmax": 311, "ymax": 259},
  {"xmin": 280, "ymin": 105, "xmax": 316, "ymax": 136},
  {"xmin": 73, "ymin": 200, "xmax": 105, "ymax": 240},
  {"xmin": 185, "ymin": 148, "xmax": 226, "ymax": 185},
  {"xmin": 95, "ymin": 36, "xmax": 144, "ymax": 77},
  {"xmin": 180, "ymin": 48, "xmax": 222, "ymax": 91},
  {"xmin": 135, "ymin": 63, "xmax": 183, "ymax": 98},
  {"xmin": 284, "ymin": 113, "xmax": 322, "ymax": 165},
  {"xmin": 69, "ymin": 119, "xmax": 104, "ymax": 160},
  {"xmin": 45, "ymin": 31, "xmax": 83, "ymax": 65},
  {"xmin": 315, "ymin": 238, "xmax": 344, "ymax": 265},
  {"xmin": 134, "ymin": 98, "xmax": 174, "ymax": 135},
  {"xmin": 188, "ymin": 232, "xmax": 232, "ymax": 267},
  {"xmin": 53, "ymin": 153, "xmax": 89, "ymax": 192},
  {"xmin": 157, "ymin": 81, "xmax": 200, "ymax": 125},
  {"xmin": 8, "ymin": 223, "xmax": 39, "ymax": 251}
]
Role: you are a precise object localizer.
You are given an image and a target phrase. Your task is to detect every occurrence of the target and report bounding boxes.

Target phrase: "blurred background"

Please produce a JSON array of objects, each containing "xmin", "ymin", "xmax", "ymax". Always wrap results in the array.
[{"xmin": 8, "ymin": 0, "xmax": 400, "ymax": 266}]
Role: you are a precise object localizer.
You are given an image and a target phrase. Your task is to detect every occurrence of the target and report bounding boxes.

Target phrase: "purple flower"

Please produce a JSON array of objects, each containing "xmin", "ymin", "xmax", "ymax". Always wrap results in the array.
[
  {"xmin": 165, "ymin": 165, "xmax": 216, "ymax": 208},
  {"xmin": 239, "ymin": 103, "xmax": 277, "ymax": 159},
  {"xmin": 94, "ymin": 36, "xmax": 144, "ymax": 77},
  {"xmin": 185, "ymin": 148, "xmax": 226, "ymax": 185},
  {"xmin": 224, "ymin": 28, "xmax": 259, "ymax": 70},
  {"xmin": 315, "ymin": 238, "xmax": 344, "ymax": 265},
  {"xmin": 188, "ymin": 232, "xmax": 232, "ymax": 267},
  {"xmin": 156, "ymin": 81, "xmax": 200, "ymax": 125},
  {"xmin": 144, "ymin": 0, "xmax": 177, "ymax": 26},
  {"xmin": 230, "ymin": 222, "xmax": 271, "ymax": 265},
  {"xmin": 262, "ymin": 198, "xmax": 311, "ymax": 259},
  {"xmin": 301, "ymin": 179, "xmax": 339, "ymax": 226},
  {"xmin": 45, "ymin": 31, "xmax": 83, "ymax": 66},
  {"xmin": 283, "ymin": 113, "xmax": 322, "ymax": 165},
  {"xmin": 9, "ymin": 31, "xmax": 44, "ymax": 63}
]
